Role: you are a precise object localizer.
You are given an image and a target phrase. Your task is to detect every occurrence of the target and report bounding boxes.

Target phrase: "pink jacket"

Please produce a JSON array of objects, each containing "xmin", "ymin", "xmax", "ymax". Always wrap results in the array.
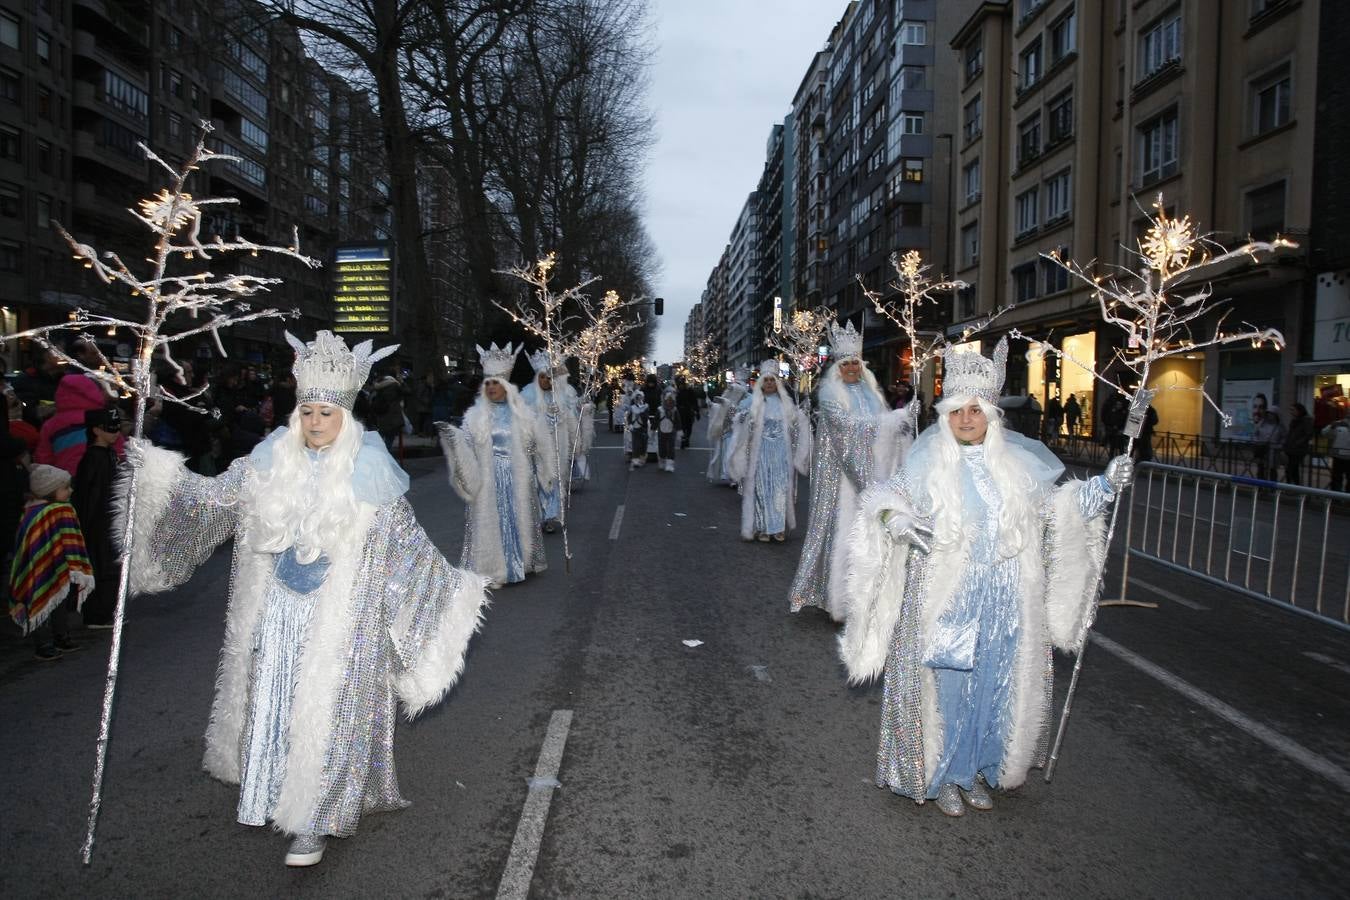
[{"xmin": 35, "ymin": 375, "xmax": 125, "ymax": 475}]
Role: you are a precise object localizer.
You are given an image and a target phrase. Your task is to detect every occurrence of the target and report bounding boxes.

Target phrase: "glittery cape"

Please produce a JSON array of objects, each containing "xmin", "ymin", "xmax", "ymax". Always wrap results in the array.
[
  {"xmin": 839, "ymin": 458, "xmax": 1111, "ymax": 796},
  {"xmin": 118, "ymin": 442, "xmax": 490, "ymax": 837},
  {"xmin": 788, "ymin": 382, "xmax": 913, "ymax": 619},
  {"xmin": 727, "ymin": 391, "xmax": 811, "ymax": 540},
  {"xmin": 438, "ymin": 398, "xmax": 554, "ymax": 584}
]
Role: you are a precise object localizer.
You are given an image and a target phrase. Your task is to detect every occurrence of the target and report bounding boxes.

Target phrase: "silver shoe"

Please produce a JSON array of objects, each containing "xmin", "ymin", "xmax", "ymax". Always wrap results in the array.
[
  {"xmin": 935, "ymin": 783, "xmax": 965, "ymax": 817},
  {"xmin": 961, "ymin": 778, "xmax": 994, "ymax": 811},
  {"xmin": 285, "ymin": 833, "xmax": 326, "ymax": 867}
]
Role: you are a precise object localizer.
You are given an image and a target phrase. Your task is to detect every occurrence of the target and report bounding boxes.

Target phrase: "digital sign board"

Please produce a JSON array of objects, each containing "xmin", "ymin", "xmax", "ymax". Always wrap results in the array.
[{"xmin": 333, "ymin": 243, "xmax": 394, "ymax": 335}]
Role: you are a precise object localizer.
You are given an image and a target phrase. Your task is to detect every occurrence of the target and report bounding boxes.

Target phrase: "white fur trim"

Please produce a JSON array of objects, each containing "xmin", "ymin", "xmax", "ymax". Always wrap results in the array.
[
  {"xmin": 117, "ymin": 441, "xmax": 190, "ymax": 596},
  {"xmin": 393, "ymin": 573, "xmax": 491, "ymax": 718},
  {"xmin": 838, "ymin": 485, "xmax": 911, "ymax": 684},
  {"xmin": 1044, "ymin": 481, "xmax": 1109, "ymax": 653}
]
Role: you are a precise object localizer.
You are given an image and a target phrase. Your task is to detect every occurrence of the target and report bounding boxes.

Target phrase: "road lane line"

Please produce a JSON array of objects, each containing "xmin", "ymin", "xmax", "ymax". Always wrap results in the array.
[
  {"xmin": 1304, "ymin": 651, "xmax": 1350, "ymax": 677},
  {"xmin": 496, "ymin": 709, "xmax": 574, "ymax": 900},
  {"xmin": 1091, "ymin": 634, "xmax": 1350, "ymax": 792},
  {"xmin": 608, "ymin": 504, "xmax": 625, "ymax": 540},
  {"xmin": 1129, "ymin": 576, "xmax": 1210, "ymax": 611}
]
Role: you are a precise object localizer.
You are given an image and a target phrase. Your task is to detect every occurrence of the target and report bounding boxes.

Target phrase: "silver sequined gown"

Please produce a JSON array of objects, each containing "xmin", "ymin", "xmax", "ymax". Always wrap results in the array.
[
  {"xmin": 789, "ymin": 381, "xmax": 889, "ymax": 616},
  {"xmin": 869, "ymin": 443, "xmax": 1114, "ymax": 800},
  {"xmin": 752, "ymin": 396, "xmax": 791, "ymax": 536},
  {"xmin": 123, "ymin": 432, "xmax": 489, "ymax": 838}
]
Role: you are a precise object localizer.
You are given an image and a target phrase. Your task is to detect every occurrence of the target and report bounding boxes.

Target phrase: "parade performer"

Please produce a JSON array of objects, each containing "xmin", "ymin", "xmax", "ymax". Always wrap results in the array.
[
  {"xmin": 437, "ymin": 343, "xmax": 556, "ymax": 586},
  {"xmin": 789, "ymin": 322, "xmax": 912, "ymax": 620},
  {"xmin": 625, "ymin": 390, "xmax": 650, "ymax": 471},
  {"xmin": 521, "ymin": 351, "xmax": 579, "ymax": 530},
  {"xmin": 839, "ymin": 339, "xmax": 1133, "ymax": 816},
  {"xmin": 727, "ymin": 359, "xmax": 810, "ymax": 541},
  {"xmin": 705, "ymin": 367, "xmax": 749, "ymax": 485},
  {"xmin": 118, "ymin": 330, "xmax": 490, "ymax": 865}
]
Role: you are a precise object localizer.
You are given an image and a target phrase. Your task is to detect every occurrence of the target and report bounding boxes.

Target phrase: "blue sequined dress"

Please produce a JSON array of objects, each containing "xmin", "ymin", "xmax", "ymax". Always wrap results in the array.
[
  {"xmin": 491, "ymin": 402, "xmax": 527, "ymax": 583},
  {"xmin": 753, "ymin": 395, "xmax": 791, "ymax": 536}
]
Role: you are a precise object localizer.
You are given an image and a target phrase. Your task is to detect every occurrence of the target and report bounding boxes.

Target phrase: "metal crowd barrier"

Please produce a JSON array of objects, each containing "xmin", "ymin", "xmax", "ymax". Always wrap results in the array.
[{"xmin": 1117, "ymin": 462, "xmax": 1350, "ymax": 631}]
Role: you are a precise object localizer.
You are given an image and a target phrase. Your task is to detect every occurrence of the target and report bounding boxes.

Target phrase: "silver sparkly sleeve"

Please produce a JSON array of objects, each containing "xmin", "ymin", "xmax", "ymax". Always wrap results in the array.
[
  {"xmin": 1076, "ymin": 474, "xmax": 1116, "ymax": 521},
  {"xmin": 118, "ymin": 442, "xmax": 249, "ymax": 596},
  {"xmin": 818, "ymin": 401, "xmax": 880, "ymax": 487},
  {"xmin": 382, "ymin": 498, "xmax": 491, "ymax": 718}
]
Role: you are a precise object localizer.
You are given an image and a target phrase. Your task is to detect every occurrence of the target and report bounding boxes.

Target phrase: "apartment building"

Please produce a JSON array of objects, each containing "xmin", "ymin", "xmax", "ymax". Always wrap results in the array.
[
  {"xmin": 724, "ymin": 192, "xmax": 760, "ymax": 369},
  {"xmin": 952, "ymin": 0, "xmax": 1319, "ymax": 438},
  {"xmin": 0, "ymin": 0, "xmax": 397, "ymax": 371},
  {"xmin": 682, "ymin": 299, "xmax": 703, "ymax": 360}
]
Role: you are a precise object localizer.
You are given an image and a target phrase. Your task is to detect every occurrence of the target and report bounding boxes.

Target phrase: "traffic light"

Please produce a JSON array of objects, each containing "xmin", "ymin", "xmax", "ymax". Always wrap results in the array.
[{"xmin": 653, "ymin": 297, "xmax": 664, "ymax": 316}]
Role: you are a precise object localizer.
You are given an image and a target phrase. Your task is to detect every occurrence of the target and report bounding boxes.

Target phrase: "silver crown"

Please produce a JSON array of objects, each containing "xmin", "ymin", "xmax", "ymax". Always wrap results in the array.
[
  {"xmin": 942, "ymin": 336, "xmax": 1008, "ymax": 405},
  {"xmin": 527, "ymin": 349, "xmax": 553, "ymax": 375},
  {"xmin": 829, "ymin": 320, "xmax": 863, "ymax": 360},
  {"xmin": 759, "ymin": 358, "xmax": 781, "ymax": 379},
  {"xmin": 286, "ymin": 330, "xmax": 399, "ymax": 410},
  {"xmin": 477, "ymin": 342, "xmax": 519, "ymax": 379}
]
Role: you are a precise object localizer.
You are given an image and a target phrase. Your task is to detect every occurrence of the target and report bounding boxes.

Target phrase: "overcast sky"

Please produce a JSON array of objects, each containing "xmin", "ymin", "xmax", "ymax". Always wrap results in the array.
[{"xmin": 644, "ymin": 0, "xmax": 848, "ymax": 364}]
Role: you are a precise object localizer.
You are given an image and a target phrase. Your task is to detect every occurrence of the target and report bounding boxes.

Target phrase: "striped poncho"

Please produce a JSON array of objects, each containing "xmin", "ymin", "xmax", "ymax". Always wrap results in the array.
[{"xmin": 8, "ymin": 500, "xmax": 94, "ymax": 635}]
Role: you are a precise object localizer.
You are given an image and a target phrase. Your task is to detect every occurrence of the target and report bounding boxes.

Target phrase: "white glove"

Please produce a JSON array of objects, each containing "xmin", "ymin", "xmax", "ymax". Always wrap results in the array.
[
  {"xmin": 880, "ymin": 509, "xmax": 933, "ymax": 554},
  {"xmin": 1105, "ymin": 455, "xmax": 1134, "ymax": 492}
]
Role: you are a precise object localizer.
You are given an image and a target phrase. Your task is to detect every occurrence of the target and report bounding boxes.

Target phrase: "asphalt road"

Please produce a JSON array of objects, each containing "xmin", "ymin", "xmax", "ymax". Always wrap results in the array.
[{"xmin": 2, "ymin": 419, "xmax": 1348, "ymax": 899}]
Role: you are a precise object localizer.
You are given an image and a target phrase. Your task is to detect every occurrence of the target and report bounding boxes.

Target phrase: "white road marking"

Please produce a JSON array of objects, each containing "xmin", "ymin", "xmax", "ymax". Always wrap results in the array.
[
  {"xmin": 608, "ymin": 504, "xmax": 625, "ymax": 540},
  {"xmin": 1129, "ymin": 576, "xmax": 1210, "ymax": 611},
  {"xmin": 496, "ymin": 709, "xmax": 574, "ymax": 900},
  {"xmin": 1091, "ymin": 634, "xmax": 1350, "ymax": 793},
  {"xmin": 1304, "ymin": 651, "xmax": 1350, "ymax": 677}
]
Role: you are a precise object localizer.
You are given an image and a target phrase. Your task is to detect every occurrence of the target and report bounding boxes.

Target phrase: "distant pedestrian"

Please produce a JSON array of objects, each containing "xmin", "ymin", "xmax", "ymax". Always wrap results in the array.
[
  {"xmin": 1133, "ymin": 404, "xmax": 1159, "ymax": 462},
  {"xmin": 657, "ymin": 393, "xmax": 681, "ymax": 472},
  {"xmin": 35, "ymin": 373, "xmax": 123, "ymax": 475},
  {"xmin": 8, "ymin": 464, "xmax": 91, "ymax": 660},
  {"xmin": 675, "ymin": 376, "xmax": 699, "ymax": 449},
  {"xmin": 626, "ymin": 391, "xmax": 650, "ymax": 470},
  {"xmin": 1045, "ymin": 394, "xmax": 1064, "ymax": 438},
  {"xmin": 73, "ymin": 407, "xmax": 123, "ymax": 628},
  {"xmin": 369, "ymin": 367, "xmax": 409, "ymax": 450},
  {"xmin": 1065, "ymin": 393, "xmax": 1082, "ymax": 436},
  {"xmin": 1322, "ymin": 416, "xmax": 1350, "ymax": 492},
  {"xmin": 1101, "ymin": 392, "xmax": 1129, "ymax": 457},
  {"xmin": 1283, "ymin": 403, "xmax": 1314, "ymax": 486}
]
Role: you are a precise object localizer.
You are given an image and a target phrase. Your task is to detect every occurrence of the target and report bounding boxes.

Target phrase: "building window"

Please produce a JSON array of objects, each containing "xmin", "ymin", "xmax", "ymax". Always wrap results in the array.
[
  {"xmin": 0, "ymin": 67, "xmax": 19, "ymax": 104},
  {"xmin": 305, "ymin": 193, "xmax": 327, "ymax": 216},
  {"xmin": 902, "ymin": 158, "xmax": 924, "ymax": 183},
  {"xmin": 1019, "ymin": 38, "xmax": 1043, "ymax": 91},
  {"xmin": 1050, "ymin": 8, "xmax": 1076, "ymax": 64},
  {"xmin": 167, "ymin": 111, "xmax": 182, "ymax": 141},
  {"xmin": 963, "ymin": 95, "xmax": 982, "ymax": 143},
  {"xmin": 1042, "ymin": 249, "xmax": 1070, "ymax": 294},
  {"xmin": 1013, "ymin": 263, "xmax": 1038, "ymax": 303},
  {"xmin": 898, "ymin": 65, "xmax": 926, "ymax": 90},
  {"xmin": 961, "ymin": 222, "xmax": 979, "ymax": 267},
  {"xmin": 307, "ymin": 164, "xmax": 328, "ymax": 192},
  {"xmin": 901, "ymin": 111, "xmax": 924, "ymax": 136},
  {"xmin": 1018, "ymin": 113, "xmax": 1041, "ymax": 166},
  {"xmin": 957, "ymin": 284, "xmax": 978, "ymax": 319},
  {"xmin": 1015, "ymin": 187, "xmax": 1039, "ymax": 237},
  {"xmin": 964, "ymin": 40, "xmax": 984, "ymax": 82},
  {"xmin": 1245, "ymin": 180, "xmax": 1285, "ymax": 241},
  {"xmin": 898, "ymin": 21, "xmax": 927, "ymax": 45},
  {"xmin": 0, "ymin": 12, "xmax": 18, "ymax": 51},
  {"xmin": 1047, "ymin": 91, "xmax": 1073, "ymax": 144},
  {"xmin": 0, "ymin": 182, "xmax": 19, "ymax": 218},
  {"xmin": 0, "ymin": 239, "xmax": 22, "ymax": 274},
  {"xmin": 898, "ymin": 203, "xmax": 922, "ymax": 228},
  {"xmin": 161, "ymin": 65, "xmax": 183, "ymax": 99},
  {"xmin": 1138, "ymin": 11, "xmax": 1182, "ymax": 80},
  {"xmin": 36, "ymin": 139, "xmax": 51, "ymax": 174},
  {"xmin": 1251, "ymin": 64, "xmax": 1291, "ymax": 135},
  {"xmin": 100, "ymin": 119, "xmax": 141, "ymax": 158},
  {"xmin": 37, "ymin": 85, "xmax": 51, "ymax": 119},
  {"xmin": 1137, "ymin": 109, "xmax": 1179, "ymax": 185},
  {"xmin": 35, "ymin": 193, "xmax": 50, "ymax": 228},
  {"xmin": 104, "ymin": 70, "xmax": 149, "ymax": 120},
  {"xmin": 1045, "ymin": 169, "xmax": 1072, "ymax": 221},
  {"xmin": 963, "ymin": 159, "xmax": 981, "ymax": 204},
  {"xmin": 36, "ymin": 31, "xmax": 50, "ymax": 64},
  {"xmin": 0, "ymin": 125, "xmax": 20, "ymax": 162},
  {"xmin": 240, "ymin": 117, "xmax": 268, "ymax": 152},
  {"xmin": 1250, "ymin": 0, "xmax": 1289, "ymax": 20},
  {"xmin": 1020, "ymin": 0, "xmax": 1048, "ymax": 21}
]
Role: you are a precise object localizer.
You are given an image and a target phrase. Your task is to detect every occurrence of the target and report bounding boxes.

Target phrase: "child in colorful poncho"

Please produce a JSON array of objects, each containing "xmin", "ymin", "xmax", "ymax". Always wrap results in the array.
[{"xmin": 8, "ymin": 463, "xmax": 92, "ymax": 660}]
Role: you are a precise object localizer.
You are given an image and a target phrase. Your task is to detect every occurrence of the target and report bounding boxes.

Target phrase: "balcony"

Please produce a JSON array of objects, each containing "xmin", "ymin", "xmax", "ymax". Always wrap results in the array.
[
  {"xmin": 73, "ymin": 127, "xmax": 147, "ymax": 181},
  {"xmin": 73, "ymin": 0, "xmax": 150, "ymax": 47}
]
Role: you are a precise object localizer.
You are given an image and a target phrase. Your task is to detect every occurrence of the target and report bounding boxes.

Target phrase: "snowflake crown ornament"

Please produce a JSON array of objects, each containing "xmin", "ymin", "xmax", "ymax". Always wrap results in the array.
[
  {"xmin": 478, "ymin": 342, "xmax": 519, "ymax": 379},
  {"xmin": 942, "ymin": 336, "xmax": 1008, "ymax": 406},
  {"xmin": 828, "ymin": 320, "xmax": 864, "ymax": 361},
  {"xmin": 286, "ymin": 330, "xmax": 399, "ymax": 410},
  {"xmin": 758, "ymin": 358, "xmax": 781, "ymax": 380}
]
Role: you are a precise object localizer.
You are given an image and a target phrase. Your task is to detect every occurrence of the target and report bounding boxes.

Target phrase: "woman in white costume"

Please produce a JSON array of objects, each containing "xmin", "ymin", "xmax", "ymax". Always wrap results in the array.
[
  {"xmin": 705, "ymin": 366, "xmax": 750, "ymax": 485},
  {"xmin": 437, "ymin": 343, "xmax": 556, "ymax": 586},
  {"xmin": 121, "ymin": 331, "xmax": 490, "ymax": 867},
  {"xmin": 789, "ymin": 321, "xmax": 913, "ymax": 620},
  {"xmin": 727, "ymin": 359, "xmax": 811, "ymax": 541},
  {"xmin": 521, "ymin": 350, "xmax": 579, "ymax": 531},
  {"xmin": 839, "ymin": 338, "xmax": 1133, "ymax": 816}
]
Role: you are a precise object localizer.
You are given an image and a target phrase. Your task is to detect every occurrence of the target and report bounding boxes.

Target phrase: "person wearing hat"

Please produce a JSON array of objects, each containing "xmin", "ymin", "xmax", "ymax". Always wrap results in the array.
[
  {"xmin": 8, "ymin": 463, "xmax": 92, "ymax": 660},
  {"xmin": 119, "ymin": 331, "xmax": 491, "ymax": 867},
  {"xmin": 839, "ymin": 338, "xmax": 1134, "ymax": 817},
  {"xmin": 726, "ymin": 359, "xmax": 811, "ymax": 542},
  {"xmin": 73, "ymin": 406, "xmax": 123, "ymax": 627},
  {"xmin": 521, "ymin": 351, "xmax": 578, "ymax": 532}
]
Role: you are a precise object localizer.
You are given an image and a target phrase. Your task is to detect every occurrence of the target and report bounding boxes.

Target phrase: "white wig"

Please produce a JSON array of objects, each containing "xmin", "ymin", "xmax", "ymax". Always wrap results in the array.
[
  {"xmin": 250, "ymin": 404, "xmax": 365, "ymax": 564},
  {"xmin": 819, "ymin": 355, "xmax": 885, "ymax": 403},
  {"xmin": 928, "ymin": 394, "xmax": 1041, "ymax": 558},
  {"xmin": 471, "ymin": 375, "xmax": 534, "ymax": 423}
]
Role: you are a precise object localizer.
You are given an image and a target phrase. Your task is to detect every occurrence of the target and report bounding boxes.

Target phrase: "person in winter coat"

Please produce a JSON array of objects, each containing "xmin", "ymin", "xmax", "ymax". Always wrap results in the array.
[
  {"xmin": 369, "ymin": 368, "xmax": 409, "ymax": 449},
  {"xmin": 1283, "ymin": 402, "xmax": 1314, "ymax": 486},
  {"xmin": 35, "ymin": 374, "xmax": 124, "ymax": 475},
  {"xmin": 73, "ymin": 406, "xmax": 123, "ymax": 627},
  {"xmin": 626, "ymin": 392, "xmax": 650, "ymax": 471},
  {"xmin": 656, "ymin": 393, "xmax": 682, "ymax": 472},
  {"xmin": 9, "ymin": 464, "xmax": 91, "ymax": 660}
]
